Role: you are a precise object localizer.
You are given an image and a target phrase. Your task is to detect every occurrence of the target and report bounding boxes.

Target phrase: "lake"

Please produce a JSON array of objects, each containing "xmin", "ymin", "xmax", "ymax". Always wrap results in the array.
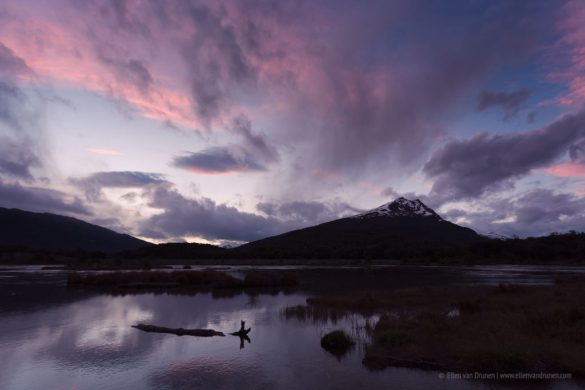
[{"xmin": 1, "ymin": 265, "xmax": 584, "ymax": 390}]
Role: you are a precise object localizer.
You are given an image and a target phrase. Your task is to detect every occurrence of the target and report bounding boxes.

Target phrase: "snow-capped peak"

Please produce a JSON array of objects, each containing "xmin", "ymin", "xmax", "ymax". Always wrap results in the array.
[
  {"xmin": 479, "ymin": 231, "xmax": 510, "ymax": 240},
  {"xmin": 351, "ymin": 197, "xmax": 442, "ymax": 220}
]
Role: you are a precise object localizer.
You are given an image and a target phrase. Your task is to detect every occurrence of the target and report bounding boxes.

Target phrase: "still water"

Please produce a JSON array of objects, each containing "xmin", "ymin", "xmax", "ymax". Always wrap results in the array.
[{"xmin": 1, "ymin": 265, "xmax": 584, "ymax": 390}]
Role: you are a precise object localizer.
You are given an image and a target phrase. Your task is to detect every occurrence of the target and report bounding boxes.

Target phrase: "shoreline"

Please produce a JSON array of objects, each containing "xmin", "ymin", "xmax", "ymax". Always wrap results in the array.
[{"xmin": 4, "ymin": 257, "xmax": 585, "ymax": 268}]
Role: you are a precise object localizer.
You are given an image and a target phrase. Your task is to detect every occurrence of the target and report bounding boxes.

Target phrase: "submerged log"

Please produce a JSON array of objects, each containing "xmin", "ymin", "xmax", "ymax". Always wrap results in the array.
[
  {"xmin": 132, "ymin": 323, "xmax": 225, "ymax": 337},
  {"xmin": 230, "ymin": 320, "xmax": 251, "ymax": 336}
]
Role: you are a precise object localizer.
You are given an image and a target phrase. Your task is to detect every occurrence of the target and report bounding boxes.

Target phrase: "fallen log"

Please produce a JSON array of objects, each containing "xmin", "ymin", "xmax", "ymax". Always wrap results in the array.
[{"xmin": 132, "ymin": 323, "xmax": 225, "ymax": 337}]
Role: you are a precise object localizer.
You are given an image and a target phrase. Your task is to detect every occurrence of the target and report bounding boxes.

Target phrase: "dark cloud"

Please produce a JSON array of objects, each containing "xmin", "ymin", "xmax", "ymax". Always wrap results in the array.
[
  {"xmin": 257, "ymin": 200, "xmax": 359, "ymax": 224},
  {"xmin": 0, "ymin": 42, "xmax": 32, "ymax": 77},
  {"xmin": 138, "ymin": 187, "xmax": 361, "ymax": 242},
  {"xmin": 82, "ymin": 171, "xmax": 167, "ymax": 187},
  {"xmin": 232, "ymin": 115, "xmax": 278, "ymax": 164},
  {"xmin": 173, "ymin": 116, "xmax": 278, "ymax": 174},
  {"xmin": 451, "ymin": 189, "xmax": 585, "ymax": 237},
  {"xmin": 178, "ymin": 2, "xmax": 257, "ymax": 125},
  {"xmin": 0, "ymin": 180, "xmax": 90, "ymax": 215},
  {"xmin": 0, "ymin": 79, "xmax": 45, "ymax": 182},
  {"xmin": 0, "ymin": 80, "xmax": 26, "ymax": 131},
  {"xmin": 424, "ymin": 108, "xmax": 585, "ymax": 203},
  {"xmin": 73, "ymin": 171, "xmax": 168, "ymax": 201},
  {"xmin": 0, "ymin": 136, "xmax": 40, "ymax": 180},
  {"xmin": 173, "ymin": 147, "xmax": 266, "ymax": 174},
  {"xmin": 514, "ymin": 189, "xmax": 578, "ymax": 226},
  {"xmin": 477, "ymin": 89, "xmax": 532, "ymax": 118},
  {"xmin": 139, "ymin": 187, "xmax": 287, "ymax": 242}
]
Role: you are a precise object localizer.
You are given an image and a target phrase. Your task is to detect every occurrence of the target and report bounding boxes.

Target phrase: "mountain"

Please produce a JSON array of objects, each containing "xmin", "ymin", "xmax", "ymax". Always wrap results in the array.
[
  {"xmin": 0, "ymin": 207, "xmax": 151, "ymax": 252},
  {"xmin": 352, "ymin": 197, "xmax": 441, "ymax": 219},
  {"xmin": 235, "ymin": 197, "xmax": 484, "ymax": 259},
  {"xmin": 479, "ymin": 231, "xmax": 510, "ymax": 240}
]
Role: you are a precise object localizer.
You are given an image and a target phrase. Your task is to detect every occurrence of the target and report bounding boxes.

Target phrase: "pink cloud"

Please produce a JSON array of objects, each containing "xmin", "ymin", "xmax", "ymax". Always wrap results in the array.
[
  {"xmin": 552, "ymin": 0, "xmax": 585, "ymax": 106},
  {"xmin": 544, "ymin": 162, "xmax": 585, "ymax": 177},
  {"xmin": 87, "ymin": 148, "xmax": 123, "ymax": 156},
  {"xmin": 0, "ymin": 3, "xmax": 197, "ymax": 128},
  {"xmin": 0, "ymin": 0, "xmax": 399, "ymax": 139}
]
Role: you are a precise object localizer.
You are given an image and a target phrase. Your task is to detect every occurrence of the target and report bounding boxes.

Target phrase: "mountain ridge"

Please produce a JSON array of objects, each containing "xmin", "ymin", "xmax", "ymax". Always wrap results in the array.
[
  {"xmin": 235, "ymin": 197, "xmax": 484, "ymax": 259},
  {"xmin": 0, "ymin": 207, "xmax": 151, "ymax": 252}
]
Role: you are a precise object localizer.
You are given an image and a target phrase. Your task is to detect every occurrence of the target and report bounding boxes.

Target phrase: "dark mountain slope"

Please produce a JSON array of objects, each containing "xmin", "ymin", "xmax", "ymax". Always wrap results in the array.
[
  {"xmin": 235, "ymin": 198, "xmax": 484, "ymax": 259},
  {"xmin": 0, "ymin": 207, "xmax": 151, "ymax": 252}
]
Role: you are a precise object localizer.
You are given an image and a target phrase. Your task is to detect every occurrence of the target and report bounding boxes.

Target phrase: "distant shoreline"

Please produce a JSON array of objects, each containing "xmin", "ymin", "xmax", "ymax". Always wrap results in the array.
[{"xmin": 3, "ymin": 258, "xmax": 585, "ymax": 269}]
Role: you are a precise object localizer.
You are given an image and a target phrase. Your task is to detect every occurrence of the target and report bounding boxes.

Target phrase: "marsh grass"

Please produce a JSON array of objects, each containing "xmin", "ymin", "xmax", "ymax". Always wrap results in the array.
[
  {"xmin": 304, "ymin": 280, "xmax": 585, "ymax": 375},
  {"xmin": 283, "ymin": 305, "xmax": 351, "ymax": 323}
]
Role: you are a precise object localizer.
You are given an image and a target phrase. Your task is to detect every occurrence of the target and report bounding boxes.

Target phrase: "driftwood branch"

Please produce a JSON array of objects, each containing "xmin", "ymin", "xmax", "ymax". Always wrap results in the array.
[
  {"xmin": 132, "ymin": 323, "xmax": 225, "ymax": 337},
  {"xmin": 230, "ymin": 320, "xmax": 251, "ymax": 337}
]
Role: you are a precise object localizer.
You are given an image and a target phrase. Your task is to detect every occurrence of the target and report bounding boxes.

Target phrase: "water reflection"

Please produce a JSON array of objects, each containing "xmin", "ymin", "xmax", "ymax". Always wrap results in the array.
[
  {"xmin": 238, "ymin": 334, "xmax": 251, "ymax": 349},
  {"xmin": 150, "ymin": 356, "xmax": 275, "ymax": 390},
  {"xmin": 1, "ymin": 266, "xmax": 585, "ymax": 390}
]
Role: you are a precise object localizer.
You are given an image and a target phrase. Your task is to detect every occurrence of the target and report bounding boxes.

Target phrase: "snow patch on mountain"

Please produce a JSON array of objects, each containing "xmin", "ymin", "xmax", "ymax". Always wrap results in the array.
[
  {"xmin": 352, "ymin": 197, "xmax": 442, "ymax": 220},
  {"xmin": 479, "ymin": 231, "xmax": 510, "ymax": 240}
]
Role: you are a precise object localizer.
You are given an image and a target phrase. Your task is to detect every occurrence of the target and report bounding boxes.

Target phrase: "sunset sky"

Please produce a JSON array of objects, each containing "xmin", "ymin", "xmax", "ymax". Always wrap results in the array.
[{"xmin": 1, "ymin": 0, "xmax": 585, "ymax": 244}]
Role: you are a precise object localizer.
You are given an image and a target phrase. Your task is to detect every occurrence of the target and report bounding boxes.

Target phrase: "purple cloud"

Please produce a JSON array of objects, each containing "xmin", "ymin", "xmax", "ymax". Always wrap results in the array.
[
  {"xmin": 3, "ymin": 0, "xmax": 554, "ymax": 178},
  {"xmin": 73, "ymin": 171, "xmax": 168, "ymax": 201},
  {"xmin": 139, "ymin": 187, "xmax": 360, "ymax": 242},
  {"xmin": 0, "ymin": 42, "xmax": 32, "ymax": 77},
  {"xmin": 139, "ymin": 186, "xmax": 287, "ymax": 242},
  {"xmin": 0, "ymin": 81, "xmax": 26, "ymax": 132},
  {"xmin": 98, "ymin": 55, "xmax": 153, "ymax": 93},
  {"xmin": 424, "ymin": 108, "xmax": 585, "ymax": 203},
  {"xmin": 173, "ymin": 147, "xmax": 266, "ymax": 174},
  {"xmin": 173, "ymin": 115, "xmax": 278, "ymax": 174},
  {"xmin": 257, "ymin": 200, "xmax": 360, "ymax": 224},
  {"xmin": 450, "ymin": 189, "xmax": 585, "ymax": 237},
  {"xmin": 477, "ymin": 89, "xmax": 532, "ymax": 118},
  {"xmin": 0, "ymin": 78, "xmax": 44, "ymax": 182},
  {"xmin": 0, "ymin": 137, "xmax": 40, "ymax": 180},
  {"xmin": 569, "ymin": 139, "xmax": 585, "ymax": 163},
  {"xmin": 0, "ymin": 180, "xmax": 89, "ymax": 215}
]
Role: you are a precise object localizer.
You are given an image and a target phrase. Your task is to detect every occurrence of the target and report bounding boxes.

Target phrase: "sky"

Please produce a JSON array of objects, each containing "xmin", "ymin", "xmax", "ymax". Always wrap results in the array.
[{"xmin": 1, "ymin": 0, "xmax": 585, "ymax": 244}]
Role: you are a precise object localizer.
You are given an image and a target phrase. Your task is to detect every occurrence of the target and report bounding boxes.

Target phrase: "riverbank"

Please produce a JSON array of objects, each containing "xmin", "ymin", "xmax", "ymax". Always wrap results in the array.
[{"xmin": 299, "ymin": 277, "xmax": 585, "ymax": 376}]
